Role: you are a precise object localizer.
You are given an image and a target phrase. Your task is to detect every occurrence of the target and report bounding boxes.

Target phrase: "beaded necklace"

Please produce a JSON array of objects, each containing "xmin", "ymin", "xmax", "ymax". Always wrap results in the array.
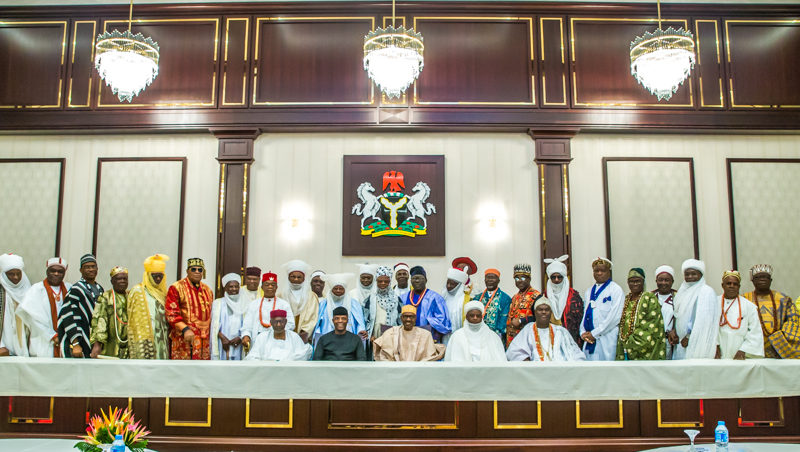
[
  {"xmin": 258, "ymin": 297, "xmax": 279, "ymax": 328},
  {"xmin": 479, "ymin": 288, "xmax": 499, "ymax": 311},
  {"xmin": 618, "ymin": 293, "xmax": 642, "ymax": 343},
  {"xmin": 533, "ymin": 324, "xmax": 555, "ymax": 361},
  {"xmin": 719, "ymin": 296, "xmax": 743, "ymax": 329},
  {"xmin": 409, "ymin": 289, "xmax": 427, "ymax": 307}
]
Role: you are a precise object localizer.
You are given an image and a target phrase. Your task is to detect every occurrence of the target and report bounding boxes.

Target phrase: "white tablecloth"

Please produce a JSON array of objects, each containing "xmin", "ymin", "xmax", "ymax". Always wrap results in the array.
[
  {"xmin": 639, "ymin": 443, "xmax": 800, "ymax": 452},
  {"xmin": 2, "ymin": 357, "xmax": 800, "ymax": 401},
  {"xmin": 0, "ymin": 438, "xmax": 156, "ymax": 452}
]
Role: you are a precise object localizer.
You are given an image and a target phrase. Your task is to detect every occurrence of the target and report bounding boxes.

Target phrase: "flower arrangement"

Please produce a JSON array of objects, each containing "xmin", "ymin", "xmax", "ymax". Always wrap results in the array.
[{"xmin": 75, "ymin": 406, "xmax": 150, "ymax": 452}]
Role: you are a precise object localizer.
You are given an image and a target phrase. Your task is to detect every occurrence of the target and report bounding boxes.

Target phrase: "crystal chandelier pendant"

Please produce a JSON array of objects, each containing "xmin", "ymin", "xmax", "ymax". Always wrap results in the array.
[
  {"xmin": 630, "ymin": 27, "xmax": 695, "ymax": 101},
  {"xmin": 94, "ymin": 0, "xmax": 160, "ymax": 103},
  {"xmin": 364, "ymin": 25, "xmax": 424, "ymax": 99}
]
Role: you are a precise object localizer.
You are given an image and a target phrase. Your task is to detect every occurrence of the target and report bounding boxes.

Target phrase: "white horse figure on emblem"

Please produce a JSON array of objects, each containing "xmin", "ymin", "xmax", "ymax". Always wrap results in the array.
[
  {"xmin": 406, "ymin": 181, "xmax": 436, "ymax": 229},
  {"xmin": 351, "ymin": 182, "xmax": 382, "ymax": 229}
]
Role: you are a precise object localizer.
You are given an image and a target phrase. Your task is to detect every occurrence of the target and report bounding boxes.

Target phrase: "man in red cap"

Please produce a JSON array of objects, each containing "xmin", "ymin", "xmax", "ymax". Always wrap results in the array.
[
  {"xmin": 244, "ymin": 309, "xmax": 311, "ymax": 361},
  {"xmin": 241, "ymin": 271, "xmax": 294, "ymax": 353},
  {"xmin": 452, "ymin": 257, "xmax": 477, "ymax": 297},
  {"xmin": 165, "ymin": 258, "xmax": 214, "ymax": 360}
]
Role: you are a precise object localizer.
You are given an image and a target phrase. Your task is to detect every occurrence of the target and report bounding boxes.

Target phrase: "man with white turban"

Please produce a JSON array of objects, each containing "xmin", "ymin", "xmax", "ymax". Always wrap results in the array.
[
  {"xmin": 18, "ymin": 257, "xmax": 71, "ymax": 357},
  {"xmin": 0, "ymin": 253, "xmax": 31, "ymax": 356},
  {"xmin": 579, "ymin": 258, "xmax": 624, "ymax": 361},
  {"xmin": 313, "ymin": 273, "xmax": 367, "ymax": 345},
  {"xmin": 310, "ymin": 270, "xmax": 327, "ymax": 299},
  {"xmin": 543, "ymin": 255, "xmax": 584, "ymax": 345},
  {"xmin": 349, "ymin": 264, "xmax": 377, "ymax": 336},
  {"xmin": 392, "ymin": 263, "xmax": 411, "ymax": 300},
  {"xmin": 507, "ymin": 297, "xmax": 585, "ymax": 362},
  {"xmin": 671, "ymin": 259, "xmax": 720, "ymax": 360},
  {"xmin": 442, "ymin": 267, "xmax": 470, "ymax": 345},
  {"xmin": 277, "ymin": 259, "xmax": 319, "ymax": 342},
  {"xmin": 210, "ymin": 273, "xmax": 249, "ymax": 360},
  {"xmin": 653, "ymin": 265, "xmax": 677, "ymax": 359},
  {"xmin": 444, "ymin": 300, "xmax": 506, "ymax": 362}
]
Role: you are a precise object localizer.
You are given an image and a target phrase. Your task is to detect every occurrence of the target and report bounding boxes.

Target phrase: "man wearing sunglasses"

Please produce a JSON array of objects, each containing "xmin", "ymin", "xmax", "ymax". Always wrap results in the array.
[{"xmin": 165, "ymin": 258, "xmax": 214, "ymax": 360}]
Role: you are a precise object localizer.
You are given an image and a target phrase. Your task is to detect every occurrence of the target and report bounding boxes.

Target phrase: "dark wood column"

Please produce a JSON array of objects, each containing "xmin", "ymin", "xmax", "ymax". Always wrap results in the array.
[
  {"xmin": 529, "ymin": 129, "xmax": 576, "ymax": 288},
  {"xmin": 212, "ymin": 129, "xmax": 260, "ymax": 295}
]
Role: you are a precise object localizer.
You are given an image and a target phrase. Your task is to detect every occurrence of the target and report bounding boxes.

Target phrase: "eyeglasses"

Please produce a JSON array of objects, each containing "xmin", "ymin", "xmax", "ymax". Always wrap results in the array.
[
  {"xmin": 188, "ymin": 267, "xmax": 203, "ymax": 273},
  {"xmin": 513, "ymin": 275, "xmax": 530, "ymax": 281}
]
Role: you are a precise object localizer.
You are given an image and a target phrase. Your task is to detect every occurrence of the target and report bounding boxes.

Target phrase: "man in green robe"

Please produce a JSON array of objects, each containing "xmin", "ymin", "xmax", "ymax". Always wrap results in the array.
[
  {"xmin": 89, "ymin": 267, "xmax": 129, "ymax": 359},
  {"xmin": 616, "ymin": 268, "xmax": 666, "ymax": 361}
]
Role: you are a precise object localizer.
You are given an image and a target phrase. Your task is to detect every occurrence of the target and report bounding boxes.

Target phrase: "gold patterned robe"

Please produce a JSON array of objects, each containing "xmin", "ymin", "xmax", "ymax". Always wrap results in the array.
[
  {"xmin": 744, "ymin": 291, "xmax": 800, "ymax": 359},
  {"xmin": 127, "ymin": 284, "xmax": 169, "ymax": 359},
  {"xmin": 89, "ymin": 290, "xmax": 129, "ymax": 359}
]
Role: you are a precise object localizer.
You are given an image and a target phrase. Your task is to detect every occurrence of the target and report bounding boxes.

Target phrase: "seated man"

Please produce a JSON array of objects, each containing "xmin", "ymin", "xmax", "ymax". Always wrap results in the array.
[
  {"xmin": 245, "ymin": 310, "xmax": 311, "ymax": 361},
  {"xmin": 313, "ymin": 306, "xmax": 367, "ymax": 361},
  {"xmin": 313, "ymin": 273, "xmax": 366, "ymax": 344},
  {"xmin": 506, "ymin": 297, "xmax": 585, "ymax": 362},
  {"xmin": 716, "ymin": 271, "xmax": 764, "ymax": 360},
  {"xmin": 372, "ymin": 305, "xmax": 446, "ymax": 361},
  {"xmin": 444, "ymin": 300, "xmax": 506, "ymax": 362}
]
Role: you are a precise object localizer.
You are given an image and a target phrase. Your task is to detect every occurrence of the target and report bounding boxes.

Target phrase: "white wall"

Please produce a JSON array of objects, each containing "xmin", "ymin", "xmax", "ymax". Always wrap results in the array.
[
  {"xmin": 247, "ymin": 133, "xmax": 540, "ymax": 295},
  {"xmin": 0, "ymin": 134, "xmax": 218, "ymax": 287},
  {"xmin": 570, "ymin": 133, "xmax": 800, "ymax": 296}
]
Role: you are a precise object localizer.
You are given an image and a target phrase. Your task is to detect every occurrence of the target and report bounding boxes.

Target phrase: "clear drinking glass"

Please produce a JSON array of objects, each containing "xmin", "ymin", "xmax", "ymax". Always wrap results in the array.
[{"xmin": 684, "ymin": 429, "xmax": 700, "ymax": 451}]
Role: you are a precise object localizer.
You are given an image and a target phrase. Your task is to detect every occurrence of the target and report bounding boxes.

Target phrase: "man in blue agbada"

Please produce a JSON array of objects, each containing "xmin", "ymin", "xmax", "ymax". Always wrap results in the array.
[{"xmin": 403, "ymin": 266, "xmax": 451, "ymax": 343}]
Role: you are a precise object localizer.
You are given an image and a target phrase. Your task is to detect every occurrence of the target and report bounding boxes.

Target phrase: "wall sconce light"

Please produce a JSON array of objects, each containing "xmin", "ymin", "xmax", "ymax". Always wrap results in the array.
[
  {"xmin": 280, "ymin": 202, "xmax": 313, "ymax": 241},
  {"xmin": 476, "ymin": 202, "xmax": 509, "ymax": 242}
]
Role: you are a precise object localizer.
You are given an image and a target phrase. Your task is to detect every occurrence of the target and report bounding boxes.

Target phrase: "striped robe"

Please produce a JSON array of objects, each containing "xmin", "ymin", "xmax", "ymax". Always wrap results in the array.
[{"xmin": 57, "ymin": 279, "xmax": 103, "ymax": 358}]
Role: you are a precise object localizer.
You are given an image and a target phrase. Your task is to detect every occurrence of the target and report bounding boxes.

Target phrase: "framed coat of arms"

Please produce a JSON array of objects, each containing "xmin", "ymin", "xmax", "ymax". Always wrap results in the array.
[{"xmin": 342, "ymin": 155, "xmax": 445, "ymax": 256}]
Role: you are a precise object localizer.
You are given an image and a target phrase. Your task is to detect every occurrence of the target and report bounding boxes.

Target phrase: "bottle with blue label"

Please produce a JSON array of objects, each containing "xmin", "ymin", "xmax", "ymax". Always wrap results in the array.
[
  {"xmin": 714, "ymin": 420, "xmax": 729, "ymax": 451},
  {"xmin": 110, "ymin": 434, "xmax": 126, "ymax": 452}
]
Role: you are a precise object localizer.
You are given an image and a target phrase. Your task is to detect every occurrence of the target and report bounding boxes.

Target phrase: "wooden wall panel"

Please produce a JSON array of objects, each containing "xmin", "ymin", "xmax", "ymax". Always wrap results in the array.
[
  {"xmin": 67, "ymin": 20, "xmax": 97, "ymax": 108},
  {"xmin": 253, "ymin": 17, "xmax": 374, "ymax": 105},
  {"xmin": 640, "ymin": 400, "xmax": 704, "ymax": 438},
  {"xmin": 0, "ymin": 396, "xmax": 85, "ymax": 434},
  {"xmin": 414, "ymin": 17, "xmax": 535, "ymax": 105},
  {"xmin": 725, "ymin": 20, "xmax": 800, "ymax": 108},
  {"xmin": 0, "ymin": 20, "xmax": 67, "ymax": 108},
  {"xmin": 97, "ymin": 18, "xmax": 220, "ymax": 107},
  {"xmin": 539, "ymin": 17, "xmax": 568, "ymax": 107},
  {"xmin": 221, "ymin": 17, "xmax": 249, "ymax": 107},
  {"xmin": 570, "ymin": 18, "xmax": 693, "ymax": 108},
  {"xmin": 695, "ymin": 20, "xmax": 724, "ymax": 108}
]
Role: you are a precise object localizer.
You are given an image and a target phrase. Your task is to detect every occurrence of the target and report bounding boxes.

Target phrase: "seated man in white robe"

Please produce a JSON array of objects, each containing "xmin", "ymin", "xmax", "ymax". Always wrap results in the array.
[
  {"xmin": 716, "ymin": 270, "xmax": 764, "ymax": 360},
  {"xmin": 373, "ymin": 305, "xmax": 445, "ymax": 361},
  {"xmin": 507, "ymin": 297, "xmax": 585, "ymax": 362},
  {"xmin": 444, "ymin": 300, "xmax": 506, "ymax": 362},
  {"xmin": 245, "ymin": 309, "xmax": 311, "ymax": 361},
  {"xmin": 17, "ymin": 257, "xmax": 71, "ymax": 357}
]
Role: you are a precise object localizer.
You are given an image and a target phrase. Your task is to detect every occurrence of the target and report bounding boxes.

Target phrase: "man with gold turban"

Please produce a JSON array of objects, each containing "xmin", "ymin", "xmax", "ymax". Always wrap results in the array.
[
  {"xmin": 166, "ymin": 258, "xmax": 214, "ymax": 360},
  {"xmin": 89, "ymin": 267, "xmax": 130, "ymax": 359},
  {"xmin": 127, "ymin": 254, "xmax": 170, "ymax": 359}
]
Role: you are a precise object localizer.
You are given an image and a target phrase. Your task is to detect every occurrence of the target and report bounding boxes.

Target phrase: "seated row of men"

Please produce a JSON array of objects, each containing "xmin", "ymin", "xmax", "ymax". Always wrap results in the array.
[{"xmin": 1, "ymin": 251, "xmax": 798, "ymax": 362}]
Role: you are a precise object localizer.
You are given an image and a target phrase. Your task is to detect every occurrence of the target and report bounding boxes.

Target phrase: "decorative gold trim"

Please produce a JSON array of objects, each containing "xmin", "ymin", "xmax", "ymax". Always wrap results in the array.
[
  {"xmin": 97, "ymin": 18, "xmax": 219, "ymax": 108},
  {"xmin": 695, "ymin": 19, "xmax": 723, "ymax": 108},
  {"xmin": 218, "ymin": 163, "xmax": 226, "ymax": 235},
  {"xmin": 575, "ymin": 400, "xmax": 624, "ymax": 429},
  {"xmin": 493, "ymin": 401, "xmax": 542, "ymax": 429},
  {"xmin": 222, "ymin": 17, "xmax": 249, "ymax": 106},
  {"xmin": 164, "ymin": 398, "xmax": 212, "ymax": 427},
  {"xmin": 738, "ymin": 397, "xmax": 785, "ymax": 427},
  {"xmin": 242, "ymin": 162, "xmax": 248, "ymax": 237},
  {"xmin": 562, "ymin": 163, "xmax": 570, "ymax": 238},
  {"xmin": 327, "ymin": 401, "xmax": 459, "ymax": 429},
  {"xmin": 569, "ymin": 17, "xmax": 693, "ymax": 108},
  {"xmin": 725, "ymin": 20, "xmax": 800, "ymax": 108},
  {"xmin": 245, "ymin": 399, "xmax": 293, "ymax": 428},
  {"xmin": 253, "ymin": 16, "xmax": 375, "ymax": 105},
  {"xmin": 539, "ymin": 163, "xmax": 546, "ymax": 244},
  {"xmin": 8, "ymin": 397, "xmax": 55, "ymax": 424},
  {"xmin": 0, "ymin": 21, "xmax": 67, "ymax": 109},
  {"xmin": 68, "ymin": 20, "xmax": 97, "ymax": 108},
  {"xmin": 540, "ymin": 17, "xmax": 567, "ymax": 106},
  {"xmin": 412, "ymin": 16, "xmax": 535, "ymax": 105},
  {"xmin": 656, "ymin": 399, "xmax": 703, "ymax": 428}
]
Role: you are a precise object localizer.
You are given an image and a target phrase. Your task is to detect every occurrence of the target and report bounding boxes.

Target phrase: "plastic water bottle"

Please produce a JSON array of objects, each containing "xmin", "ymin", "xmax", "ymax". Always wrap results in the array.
[
  {"xmin": 714, "ymin": 420, "xmax": 729, "ymax": 451},
  {"xmin": 110, "ymin": 434, "xmax": 126, "ymax": 452}
]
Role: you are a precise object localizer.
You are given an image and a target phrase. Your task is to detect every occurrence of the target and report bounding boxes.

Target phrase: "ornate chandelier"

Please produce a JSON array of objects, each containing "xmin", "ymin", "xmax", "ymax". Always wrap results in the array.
[
  {"xmin": 95, "ymin": 0, "xmax": 160, "ymax": 102},
  {"xmin": 363, "ymin": 0, "xmax": 424, "ymax": 99},
  {"xmin": 630, "ymin": 0, "xmax": 695, "ymax": 101}
]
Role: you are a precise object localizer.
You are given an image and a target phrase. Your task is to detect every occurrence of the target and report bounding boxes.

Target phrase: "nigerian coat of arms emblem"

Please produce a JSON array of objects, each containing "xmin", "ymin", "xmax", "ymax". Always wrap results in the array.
[{"xmin": 351, "ymin": 170, "xmax": 437, "ymax": 237}]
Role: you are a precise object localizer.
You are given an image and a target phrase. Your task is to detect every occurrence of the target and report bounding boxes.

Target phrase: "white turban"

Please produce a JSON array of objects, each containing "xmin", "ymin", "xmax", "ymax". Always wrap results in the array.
[
  {"xmin": 544, "ymin": 255, "xmax": 568, "ymax": 277},
  {"xmin": 654, "ymin": 265, "xmax": 675, "ymax": 279},
  {"xmin": 394, "ymin": 263, "xmax": 410, "ymax": 273},
  {"xmin": 533, "ymin": 296, "xmax": 551, "ymax": 310},
  {"xmin": 376, "ymin": 266, "xmax": 393, "ymax": 278},
  {"xmin": 681, "ymin": 259, "xmax": 705, "ymax": 275},
  {"xmin": 357, "ymin": 263, "xmax": 377, "ymax": 276},
  {"xmin": 310, "ymin": 270, "xmax": 325, "ymax": 279},
  {"xmin": 0, "ymin": 253, "xmax": 24, "ymax": 273},
  {"xmin": 324, "ymin": 273, "xmax": 353, "ymax": 290},
  {"xmin": 46, "ymin": 257, "xmax": 67, "ymax": 271},
  {"xmin": 463, "ymin": 300, "xmax": 484, "ymax": 316},
  {"xmin": 446, "ymin": 267, "xmax": 469, "ymax": 284},
  {"xmin": 221, "ymin": 273, "xmax": 240, "ymax": 287},
  {"xmin": 283, "ymin": 259, "xmax": 311, "ymax": 276}
]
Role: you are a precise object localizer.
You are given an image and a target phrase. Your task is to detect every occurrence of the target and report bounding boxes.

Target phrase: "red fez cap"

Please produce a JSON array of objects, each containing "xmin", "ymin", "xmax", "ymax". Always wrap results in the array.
[
  {"xmin": 262, "ymin": 271, "xmax": 278, "ymax": 283},
  {"xmin": 452, "ymin": 257, "xmax": 477, "ymax": 275},
  {"xmin": 270, "ymin": 309, "xmax": 287, "ymax": 319}
]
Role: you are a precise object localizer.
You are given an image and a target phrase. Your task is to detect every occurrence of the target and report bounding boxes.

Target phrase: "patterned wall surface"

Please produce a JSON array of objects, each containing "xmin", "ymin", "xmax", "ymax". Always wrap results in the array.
[
  {"xmin": 0, "ymin": 161, "xmax": 61, "ymax": 283},
  {"xmin": 94, "ymin": 160, "xmax": 183, "ymax": 286},
  {"xmin": 731, "ymin": 161, "xmax": 800, "ymax": 299},
  {"xmin": 605, "ymin": 160, "xmax": 696, "ymax": 288}
]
